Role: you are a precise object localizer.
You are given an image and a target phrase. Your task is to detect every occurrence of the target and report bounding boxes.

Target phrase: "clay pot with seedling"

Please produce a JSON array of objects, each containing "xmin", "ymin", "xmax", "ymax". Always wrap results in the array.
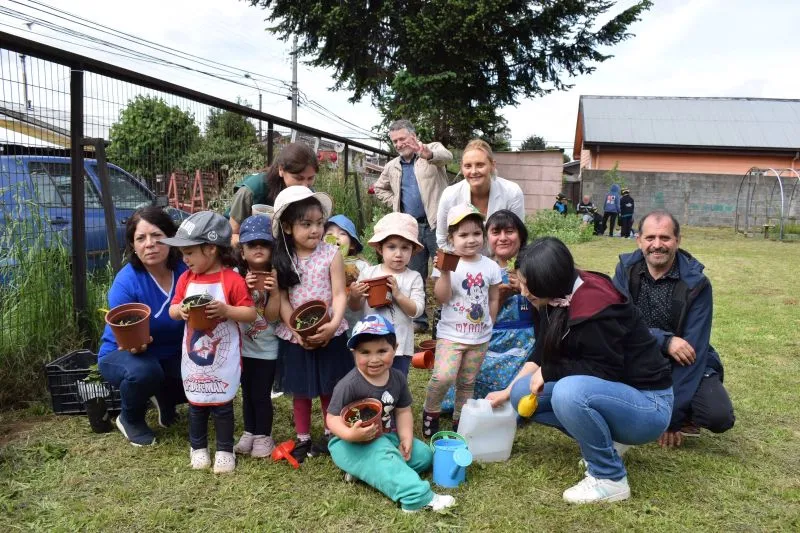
[
  {"xmin": 182, "ymin": 293, "xmax": 216, "ymax": 330},
  {"xmin": 435, "ymin": 249, "xmax": 460, "ymax": 272},
  {"xmin": 105, "ymin": 303, "xmax": 151, "ymax": 351},
  {"xmin": 289, "ymin": 300, "xmax": 331, "ymax": 347},
  {"xmin": 341, "ymin": 398, "xmax": 383, "ymax": 439},
  {"xmin": 362, "ymin": 275, "xmax": 392, "ymax": 308}
]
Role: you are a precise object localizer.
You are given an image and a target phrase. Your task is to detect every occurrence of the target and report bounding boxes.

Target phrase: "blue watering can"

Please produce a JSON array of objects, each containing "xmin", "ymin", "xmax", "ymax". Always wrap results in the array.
[{"xmin": 430, "ymin": 431, "xmax": 473, "ymax": 488}]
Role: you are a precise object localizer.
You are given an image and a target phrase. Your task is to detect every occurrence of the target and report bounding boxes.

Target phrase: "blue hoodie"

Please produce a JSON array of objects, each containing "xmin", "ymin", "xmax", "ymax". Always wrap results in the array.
[
  {"xmin": 603, "ymin": 184, "xmax": 621, "ymax": 214},
  {"xmin": 613, "ymin": 248, "xmax": 723, "ymax": 430}
]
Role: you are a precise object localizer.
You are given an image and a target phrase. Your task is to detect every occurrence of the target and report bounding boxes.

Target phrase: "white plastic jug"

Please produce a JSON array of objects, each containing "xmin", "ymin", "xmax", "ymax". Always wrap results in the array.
[{"xmin": 458, "ymin": 398, "xmax": 517, "ymax": 462}]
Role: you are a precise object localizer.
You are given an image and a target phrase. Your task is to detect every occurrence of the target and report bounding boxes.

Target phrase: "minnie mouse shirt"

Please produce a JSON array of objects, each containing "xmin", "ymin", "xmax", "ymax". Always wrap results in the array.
[{"xmin": 433, "ymin": 255, "xmax": 502, "ymax": 344}]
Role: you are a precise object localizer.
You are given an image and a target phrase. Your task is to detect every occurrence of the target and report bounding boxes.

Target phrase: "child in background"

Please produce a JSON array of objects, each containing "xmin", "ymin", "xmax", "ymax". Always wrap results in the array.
[
  {"xmin": 163, "ymin": 211, "xmax": 256, "ymax": 474},
  {"xmin": 324, "ymin": 214, "xmax": 370, "ymax": 336},
  {"xmin": 233, "ymin": 215, "xmax": 281, "ymax": 458},
  {"xmin": 271, "ymin": 186, "xmax": 354, "ymax": 463},
  {"xmin": 349, "ymin": 212, "xmax": 425, "ymax": 375},
  {"xmin": 422, "ymin": 203, "xmax": 501, "ymax": 437},
  {"xmin": 327, "ymin": 315, "xmax": 456, "ymax": 513}
]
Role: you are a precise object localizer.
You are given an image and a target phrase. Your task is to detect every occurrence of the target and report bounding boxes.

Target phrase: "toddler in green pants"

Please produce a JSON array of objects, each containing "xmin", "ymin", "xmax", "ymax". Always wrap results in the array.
[{"xmin": 326, "ymin": 315, "xmax": 456, "ymax": 513}]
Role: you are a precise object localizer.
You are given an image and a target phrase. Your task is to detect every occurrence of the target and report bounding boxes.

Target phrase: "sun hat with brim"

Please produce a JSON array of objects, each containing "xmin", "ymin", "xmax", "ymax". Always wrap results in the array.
[
  {"xmin": 159, "ymin": 210, "xmax": 232, "ymax": 247},
  {"xmin": 239, "ymin": 214, "xmax": 274, "ymax": 244},
  {"xmin": 367, "ymin": 212, "xmax": 423, "ymax": 254},
  {"xmin": 271, "ymin": 186, "xmax": 333, "ymax": 237},
  {"xmin": 347, "ymin": 314, "xmax": 396, "ymax": 349},
  {"xmin": 446, "ymin": 203, "xmax": 484, "ymax": 228},
  {"xmin": 326, "ymin": 214, "xmax": 363, "ymax": 253}
]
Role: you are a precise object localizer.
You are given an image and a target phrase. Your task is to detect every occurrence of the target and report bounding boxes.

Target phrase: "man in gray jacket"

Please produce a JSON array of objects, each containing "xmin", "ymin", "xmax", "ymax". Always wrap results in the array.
[{"xmin": 373, "ymin": 119, "xmax": 452, "ymax": 332}]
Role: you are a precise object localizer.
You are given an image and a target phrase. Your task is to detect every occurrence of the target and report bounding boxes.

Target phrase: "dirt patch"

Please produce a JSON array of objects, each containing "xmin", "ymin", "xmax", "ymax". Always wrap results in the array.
[
  {"xmin": 782, "ymin": 298, "xmax": 798, "ymax": 305},
  {"xmin": 0, "ymin": 419, "xmax": 37, "ymax": 447}
]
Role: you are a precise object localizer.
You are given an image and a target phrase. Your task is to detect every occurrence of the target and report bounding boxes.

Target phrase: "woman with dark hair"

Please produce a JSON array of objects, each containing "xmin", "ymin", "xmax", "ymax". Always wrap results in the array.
[
  {"xmin": 98, "ymin": 206, "xmax": 188, "ymax": 446},
  {"xmin": 441, "ymin": 209, "xmax": 534, "ymax": 410},
  {"xmin": 486, "ymin": 237, "xmax": 673, "ymax": 504},
  {"xmin": 228, "ymin": 142, "xmax": 319, "ymax": 246}
]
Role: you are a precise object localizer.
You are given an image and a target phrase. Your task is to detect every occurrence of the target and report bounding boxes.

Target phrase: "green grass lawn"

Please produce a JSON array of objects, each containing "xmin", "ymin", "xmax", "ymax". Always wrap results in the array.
[{"xmin": 1, "ymin": 228, "xmax": 798, "ymax": 531}]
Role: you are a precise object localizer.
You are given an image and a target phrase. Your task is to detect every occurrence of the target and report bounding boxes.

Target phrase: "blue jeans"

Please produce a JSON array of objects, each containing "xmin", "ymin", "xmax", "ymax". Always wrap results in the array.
[
  {"xmin": 98, "ymin": 350, "xmax": 184, "ymax": 424},
  {"xmin": 407, "ymin": 220, "xmax": 437, "ymax": 326},
  {"xmin": 511, "ymin": 374, "xmax": 673, "ymax": 480}
]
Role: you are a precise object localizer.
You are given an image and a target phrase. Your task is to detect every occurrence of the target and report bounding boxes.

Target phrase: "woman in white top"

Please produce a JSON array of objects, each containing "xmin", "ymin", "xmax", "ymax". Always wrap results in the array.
[{"xmin": 435, "ymin": 139, "xmax": 525, "ymax": 248}]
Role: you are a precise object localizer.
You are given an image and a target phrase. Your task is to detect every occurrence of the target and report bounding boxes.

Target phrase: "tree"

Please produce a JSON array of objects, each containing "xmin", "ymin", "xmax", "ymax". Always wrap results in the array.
[
  {"xmin": 183, "ymin": 109, "xmax": 266, "ymax": 176},
  {"xmin": 107, "ymin": 96, "xmax": 200, "ymax": 181},
  {"xmin": 247, "ymin": 0, "xmax": 652, "ymax": 147},
  {"xmin": 520, "ymin": 135, "xmax": 547, "ymax": 151}
]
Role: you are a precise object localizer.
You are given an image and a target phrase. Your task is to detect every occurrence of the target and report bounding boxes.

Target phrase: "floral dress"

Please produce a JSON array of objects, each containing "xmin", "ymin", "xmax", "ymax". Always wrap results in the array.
[
  {"xmin": 276, "ymin": 242, "xmax": 348, "ymax": 342},
  {"xmin": 441, "ymin": 267, "xmax": 535, "ymax": 412}
]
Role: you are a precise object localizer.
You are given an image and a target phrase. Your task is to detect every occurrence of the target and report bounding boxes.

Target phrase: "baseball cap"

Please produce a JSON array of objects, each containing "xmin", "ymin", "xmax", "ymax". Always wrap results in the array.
[
  {"xmin": 347, "ymin": 314, "xmax": 396, "ymax": 349},
  {"xmin": 367, "ymin": 212, "xmax": 423, "ymax": 253},
  {"xmin": 271, "ymin": 186, "xmax": 333, "ymax": 237},
  {"xmin": 159, "ymin": 211, "xmax": 232, "ymax": 247},
  {"xmin": 239, "ymin": 214, "xmax": 274, "ymax": 244},
  {"xmin": 446, "ymin": 203, "xmax": 483, "ymax": 228},
  {"xmin": 326, "ymin": 214, "xmax": 363, "ymax": 252},
  {"xmin": 621, "ymin": 187, "xmax": 630, "ymax": 194}
]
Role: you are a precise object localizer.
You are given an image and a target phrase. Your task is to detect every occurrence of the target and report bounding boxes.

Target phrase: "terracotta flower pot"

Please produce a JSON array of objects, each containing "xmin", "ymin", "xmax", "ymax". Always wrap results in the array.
[
  {"xmin": 290, "ymin": 300, "xmax": 331, "ymax": 347},
  {"xmin": 412, "ymin": 350, "xmax": 434, "ymax": 369},
  {"xmin": 363, "ymin": 275, "xmax": 392, "ymax": 308},
  {"xmin": 435, "ymin": 250, "xmax": 460, "ymax": 272},
  {"xmin": 105, "ymin": 303, "xmax": 151, "ymax": 351},
  {"xmin": 182, "ymin": 294, "xmax": 217, "ymax": 331},
  {"xmin": 341, "ymin": 398, "xmax": 383, "ymax": 436},
  {"xmin": 251, "ymin": 271, "xmax": 271, "ymax": 291},
  {"xmin": 271, "ymin": 439, "xmax": 300, "ymax": 469},
  {"xmin": 419, "ymin": 339, "xmax": 437, "ymax": 352}
]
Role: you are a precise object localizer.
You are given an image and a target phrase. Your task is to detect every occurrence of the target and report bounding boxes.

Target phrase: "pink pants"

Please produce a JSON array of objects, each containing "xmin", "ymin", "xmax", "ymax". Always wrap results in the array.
[{"xmin": 423, "ymin": 338, "xmax": 488, "ymax": 420}]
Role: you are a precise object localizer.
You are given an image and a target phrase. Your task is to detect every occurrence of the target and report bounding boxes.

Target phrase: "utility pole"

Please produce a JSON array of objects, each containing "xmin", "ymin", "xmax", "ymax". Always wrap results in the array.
[
  {"xmin": 291, "ymin": 36, "xmax": 298, "ymax": 122},
  {"xmin": 19, "ymin": 54, "xmax": 32, "ymax": 110},
  {"xmin": 244, "ymin": 73, "xmax": 262, "ymax": 140}
]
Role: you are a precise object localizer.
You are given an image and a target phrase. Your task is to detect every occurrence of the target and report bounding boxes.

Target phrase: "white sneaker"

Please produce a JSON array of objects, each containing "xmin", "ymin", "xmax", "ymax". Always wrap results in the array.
[
  {"xmin": 190, "ymin": 447, "xmax": 211, "ymax": 470},
  {"xmin": 563, "ymin": 474, "xmax": 630, "ymax": 504},
  {"xmin": 270, "ymin": 391, "xmax": 284, "ymax": 399},
  {"xmin": 213, "ymin": 451, "xmax": 236, "ymax": 474},
  {"xmin": 403, "ymin": 493, "xmax": 456, "ymax": 513},
  {"xmin": 233, "ymin": 432, "xmax": 255, "ymax": 454},
  {"xmin": 250, "ymin": 435, "xmax": 275, "ymax": 458}
]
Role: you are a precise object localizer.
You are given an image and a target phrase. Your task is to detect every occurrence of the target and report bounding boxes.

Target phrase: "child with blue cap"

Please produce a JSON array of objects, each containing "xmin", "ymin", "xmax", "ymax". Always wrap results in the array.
[
  {"xmin": 326, "ymin": 315, "xmax": 456, "ymax": 513},
  {"xmin": 233, "ymin": 214, "xmax": 282, "ymax": 459},
  {"xmin": 325, "ymin": 214, "xmax": 370, "ymax": 335}
]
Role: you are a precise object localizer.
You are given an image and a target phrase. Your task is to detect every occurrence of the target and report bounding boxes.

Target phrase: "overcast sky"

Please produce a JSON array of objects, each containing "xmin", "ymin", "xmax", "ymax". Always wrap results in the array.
[{"xmin": 1, "ymin": 0, "xmax": 797, "ymax": 153}]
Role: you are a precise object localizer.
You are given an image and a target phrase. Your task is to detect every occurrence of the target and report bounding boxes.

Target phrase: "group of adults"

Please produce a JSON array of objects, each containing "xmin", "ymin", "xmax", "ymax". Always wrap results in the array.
[{"xmin": 97, "ymin": 118, "xmax": 734, "ymax": 504}]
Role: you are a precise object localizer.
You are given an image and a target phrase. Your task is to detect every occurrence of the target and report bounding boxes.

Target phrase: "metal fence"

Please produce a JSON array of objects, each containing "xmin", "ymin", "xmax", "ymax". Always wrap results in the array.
[{"xmin": 0, "ymin": 31, "xmax": 390, "ymax": 406}]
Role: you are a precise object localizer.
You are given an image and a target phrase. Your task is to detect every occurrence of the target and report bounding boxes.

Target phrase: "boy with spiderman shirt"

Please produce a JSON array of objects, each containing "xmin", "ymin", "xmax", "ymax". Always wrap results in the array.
[{"xmin": 326, "ymin": 315, "xmax": 456, "ymax": 513}]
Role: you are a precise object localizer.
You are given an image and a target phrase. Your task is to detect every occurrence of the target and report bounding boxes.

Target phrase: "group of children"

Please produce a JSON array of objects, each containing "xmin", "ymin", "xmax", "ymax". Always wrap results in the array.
[{"xmin": 156, "ymin": 185, "xmax": 506, "ymax": 512}]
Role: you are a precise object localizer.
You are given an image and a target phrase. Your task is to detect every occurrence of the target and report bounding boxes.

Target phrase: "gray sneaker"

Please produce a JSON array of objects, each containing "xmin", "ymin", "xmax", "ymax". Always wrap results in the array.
[{"xmin": 115, "ymin": 414, "xmax": 155, "ymax": 446}]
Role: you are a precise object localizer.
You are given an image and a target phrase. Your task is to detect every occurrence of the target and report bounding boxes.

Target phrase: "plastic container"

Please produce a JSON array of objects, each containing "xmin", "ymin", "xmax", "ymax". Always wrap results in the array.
[
  {"xmin": 434, "ymin": 250, "xmax": 460, "ymax": 272},
  {"xmin": 363, "ymin": 275, "xmax": 392, "ymax": 308},
  {"xmin": 430, "ymin": 431, "xmax": 473, "ymax": 488},
  {"xmin": 289, "ymin": 300, "xmax": 331, "ymax": 347},
  {"xmin": 411, "ymin": 350, "xmax": 434, "ymax": 369},
  {"xmin": 45, "ymin": 349, "xmax": 122, "ymax": 416},
  {"xmin": 457, "ymin": 398, "xmax": 517, "ymax": 462},
  {"xmin": 252, "ymin": 204, "xmax": 273, "ymax": 216},
  {"xmin": 183, "ymin": 294, "xmax": 217, "ymax": 331}
]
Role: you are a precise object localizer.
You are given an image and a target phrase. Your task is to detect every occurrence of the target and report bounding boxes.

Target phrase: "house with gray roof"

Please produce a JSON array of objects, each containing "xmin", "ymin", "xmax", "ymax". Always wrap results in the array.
[{"xmin": 572, "ymin": 95, "xmax": 800, "ymax": 227}]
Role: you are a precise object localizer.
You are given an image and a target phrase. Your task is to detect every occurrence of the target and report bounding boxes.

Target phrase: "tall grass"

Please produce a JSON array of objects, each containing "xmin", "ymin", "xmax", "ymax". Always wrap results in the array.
[{"xmin": 0, "ymin": 205, "xmax": 112, "ymax": 409}]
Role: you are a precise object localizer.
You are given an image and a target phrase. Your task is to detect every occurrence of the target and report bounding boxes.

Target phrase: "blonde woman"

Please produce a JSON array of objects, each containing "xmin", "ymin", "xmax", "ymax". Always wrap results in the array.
[{"xmin": 435, "ymin": 139, "xmax": 525, "ymax": 248}]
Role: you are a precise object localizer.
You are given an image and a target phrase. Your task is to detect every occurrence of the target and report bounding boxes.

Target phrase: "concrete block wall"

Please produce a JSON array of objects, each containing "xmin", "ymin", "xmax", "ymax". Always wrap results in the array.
[
  {"xmin": 494, "ymin": 150, "xmax": 564, "ymax": 214},
  {"xmin": 581, "ymin": 170, "xmax": 745, "ymax": 227}
]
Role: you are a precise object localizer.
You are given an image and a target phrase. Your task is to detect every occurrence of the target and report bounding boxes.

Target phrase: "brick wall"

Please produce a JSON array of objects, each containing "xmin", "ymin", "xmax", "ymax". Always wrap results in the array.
[
  {"xmin": 581, "ymin": 170, "xmax": 745, "ymax": 227},
  {"xmin": 494, "ymin": 150, "xmax": 564, "ymax": 214}
]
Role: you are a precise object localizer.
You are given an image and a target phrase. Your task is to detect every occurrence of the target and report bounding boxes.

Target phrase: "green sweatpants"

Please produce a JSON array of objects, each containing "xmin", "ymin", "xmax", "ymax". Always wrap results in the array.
[{"xmin": 329, "ymin": 432, "xmax": 434, "ymax": 511}]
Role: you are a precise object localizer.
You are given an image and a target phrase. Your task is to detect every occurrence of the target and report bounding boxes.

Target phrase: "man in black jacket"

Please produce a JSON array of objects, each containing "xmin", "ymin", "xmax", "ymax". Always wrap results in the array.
[
  {"xmin": 619, "ymin": 188, "xmax": 635, "ymax": 238},
  {"xmin": 613, "ymin": 210, "xmax": 735, "ymax": 448}
]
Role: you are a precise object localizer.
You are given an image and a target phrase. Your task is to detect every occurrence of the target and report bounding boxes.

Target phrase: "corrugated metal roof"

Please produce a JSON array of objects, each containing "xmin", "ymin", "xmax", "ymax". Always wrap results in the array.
[{"xmin": 580, "ymin": 96, "xmax": 800, "ymax": 150}]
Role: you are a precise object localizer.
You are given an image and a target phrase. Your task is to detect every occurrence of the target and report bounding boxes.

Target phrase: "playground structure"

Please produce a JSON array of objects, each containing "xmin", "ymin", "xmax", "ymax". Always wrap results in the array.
[
  {"xmin": 735, "ymin": 167, "xmax": 799, "ymax": 241},
  {"xmin": 166, "ymin": 169, "xmax": 220, "ymax": 213}
]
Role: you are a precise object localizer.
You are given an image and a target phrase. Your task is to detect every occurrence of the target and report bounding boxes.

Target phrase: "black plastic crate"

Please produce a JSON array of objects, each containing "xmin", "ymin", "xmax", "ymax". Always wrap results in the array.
[{"xmin": 45, "ymin": 349, "xmax": 122, "ymax": 415}]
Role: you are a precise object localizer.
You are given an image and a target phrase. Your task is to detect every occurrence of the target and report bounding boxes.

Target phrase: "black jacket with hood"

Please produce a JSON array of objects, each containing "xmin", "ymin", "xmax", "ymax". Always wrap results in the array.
[{"xmin": 528, "ymin": 271, "xmax": 672, "ymax": 391}]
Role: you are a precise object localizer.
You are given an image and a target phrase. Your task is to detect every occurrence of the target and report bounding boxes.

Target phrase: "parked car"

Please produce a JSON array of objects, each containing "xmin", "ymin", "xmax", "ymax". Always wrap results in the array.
[{"xmin": 0, "ymin": 155, "xmax": 189, "ymax": 274}]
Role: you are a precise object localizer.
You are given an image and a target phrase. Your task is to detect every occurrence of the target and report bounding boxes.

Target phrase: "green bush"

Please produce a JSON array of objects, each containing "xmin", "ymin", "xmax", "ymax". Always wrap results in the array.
[{"xmin": 525, "ymin": 209, "xmax": 594, "ymax": 244}]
